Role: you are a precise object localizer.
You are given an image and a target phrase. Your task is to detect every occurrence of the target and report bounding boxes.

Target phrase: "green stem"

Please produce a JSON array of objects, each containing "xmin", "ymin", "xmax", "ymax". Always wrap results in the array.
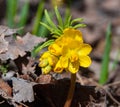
[{"xmin": 64, "ymin": 73, "xmax": 76, "ymax": 107}]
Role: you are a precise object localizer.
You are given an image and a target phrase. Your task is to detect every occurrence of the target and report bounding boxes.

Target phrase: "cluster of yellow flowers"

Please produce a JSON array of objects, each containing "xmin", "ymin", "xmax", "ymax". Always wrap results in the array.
[{"xmin": 39, "ymin": 28, "xmax": 92, "ymax": 74}]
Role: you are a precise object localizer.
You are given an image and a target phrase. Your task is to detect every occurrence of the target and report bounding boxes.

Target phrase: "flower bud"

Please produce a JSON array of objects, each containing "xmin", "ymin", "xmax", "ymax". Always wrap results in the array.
[
  {"xmin": 39, "ymin": 59, "xmax": 48, "ymax": 67},
  {"xmin": 42, "ymin": 65, "xmax": 52, "ymax": 74}
]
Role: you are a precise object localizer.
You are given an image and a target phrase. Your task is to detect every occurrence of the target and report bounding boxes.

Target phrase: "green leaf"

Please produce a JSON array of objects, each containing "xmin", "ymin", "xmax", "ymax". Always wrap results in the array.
[
  {"xmin": 71, "ymin": 18, "xmax": 84, "ymax": 25},
  {"xmin": 52, "ymin": 35, "xmax": 60, "ymax": 38},
  {"xmin": 38, "ymin": 15, "xmax": 49, "ymax": 37},
  {"xmin": 99, "ymin": 23, "xmax": 112, "ymax": 84},
  {"xmin": 51, "ymin": 30, "xmax": 61, "ymax": 36},
  {"xmin": 6, "ymin": 0, "xmax": 18, "ymax": 28},
  {"xmin": 54, "ymin": 6, "xmax": 63, "ymax": 28},
  {"xmin": 64, "ymin": 15, "xmax": 72, "ymax": 28},
  {"xmin": 58, "ymin": 25, "xmax": 63, "ymax": 31},
  {"xmin": 64, "ymin": 8, "xmax": 71, "ymax": 28},
  {"xmin": 40, "ymin": 22, "xmax": 53, "ymax": 32},
  {"xmin": 32, "ymin": 0, "xmax": 44, "ymax": 35},
  {"xmin": 32, "ymin": 39, "xmax": 55, "ymax": 57},
  {"xmin": 17, "ymin": 0, "xmax": 30, "ymax": 34},
  {"xmin": 44, "ymin": 10, "xmax": 57, "ymax": 29},
  {"xmin": 73, "ymin": 24, "xmax": 86, "ymax": 29}
]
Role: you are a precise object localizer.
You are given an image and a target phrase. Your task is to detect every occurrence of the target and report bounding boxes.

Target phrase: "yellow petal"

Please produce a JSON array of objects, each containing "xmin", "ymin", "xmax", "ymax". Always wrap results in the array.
[
  {"xmin": 48, "ymin": 55, "xmax": 58, "ymax": 66},
  {"xmin": 68, "ymin": 61, "xmax": 79, "ymax": 73},
  {"xmin": 40, "ymin": 51, "xmax": 51, "ymax": 59},
  {"xmin": 54, "ymin": 60, "xmax": 63, "ymax": 73},
  {"xmin": 78, "ymin": 44, "xmax": 92, "ymax": 56},
  {"xmin": 63, "ymin": 28, "xmax": 83, "ymax": 43},
  {"xmin": 60, "ymin": 56, "xmax": 68, "ymax": 68},
  {"xmin": 79, "ymin": 56, "xmax": 91, "ymax": 67},
  {"xmin": 48, "ymin": 43, "xmax": 62, "ymax": 56},
  {"xmin": 70, "ymin": 52, "xmax": 79, "ymax": 62}
]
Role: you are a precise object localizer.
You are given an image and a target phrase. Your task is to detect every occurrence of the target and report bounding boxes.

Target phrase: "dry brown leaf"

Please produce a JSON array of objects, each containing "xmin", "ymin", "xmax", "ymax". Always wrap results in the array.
[
  {"xmin": 0, "ymin": 34, "xmax": 8, "ymax": 54},
  {"xmin": 22, "ymin": 61, "xmax": 35, "ymax": 74},
  {"xmin": 12, "ymin": 77, "xmax": 34, "ymax": 103},
  {"xmin": 0, "ymin": 79, "xmax": 12, "ymax": 96},
  {"xmin": 16, "ymin": 32, "xmax": 46, "ymax": 52},
  {"xmin": 0, "ymin": 25, "xmax": 22, "ymax": 36},
  {"xmin": 0, "ymin": 32, "xmax": 46, "ymax": 60},
  {"xmin": 36, "ymin": 74, "xmax": 53, "ymax": 84}
]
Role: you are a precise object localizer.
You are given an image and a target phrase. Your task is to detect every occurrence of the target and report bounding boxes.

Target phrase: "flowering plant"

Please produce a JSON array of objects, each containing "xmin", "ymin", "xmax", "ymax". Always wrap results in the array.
[{"xmin": 38, "ymin": 7, "xmax": 92, "ymax": 107}]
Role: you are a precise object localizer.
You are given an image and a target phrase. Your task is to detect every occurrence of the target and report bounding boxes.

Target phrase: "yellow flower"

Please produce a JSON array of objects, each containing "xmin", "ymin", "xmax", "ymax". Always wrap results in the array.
[
  {"xmin": 39, "ymin": 51, "xmax": 58, "ymax": 74},
  {"xmin": 48, "ymin": 43, "xmax": 62, "ymax": 56},
  {"xmin": 39, "ymin": 51, "xmax": 58, "ymax": 66},
  {"xmin": 48, "ymin": 28, "xmax": 83, "ymax": 56},
  {"xmin": 51, "ymin": 28, "xmax": 92, "ymax": 73},
  {"xmin": 40, "ymin": 28, "xmax": 92, "ymax": 74},
  {"xmin": 54, "ymin": 42, "xmax": 92, "ymax": 73}
]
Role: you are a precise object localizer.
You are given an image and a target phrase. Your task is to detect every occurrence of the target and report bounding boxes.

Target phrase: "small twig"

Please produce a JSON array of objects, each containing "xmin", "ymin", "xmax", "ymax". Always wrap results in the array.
[
  {"xmin": 103, "ymin": 81, "xmax": 120, "ymax": 88},
  {"xmin": 76, "ymin": 72, "xmax": 84, "ymax": 85},
  {"xmin": 0, "ymin": 100, "xmax": 5, "ymax": 104},
  {"xmin": 17, "ymin": 102, "xmax": 29, "ymax": 107},
  {"xmin": 88, "ymin": 78, "xmax": 120, "ymax": 106},
  {"xmin": 105, "ymin": 89, "xmax": 120, "ymax": 105}
]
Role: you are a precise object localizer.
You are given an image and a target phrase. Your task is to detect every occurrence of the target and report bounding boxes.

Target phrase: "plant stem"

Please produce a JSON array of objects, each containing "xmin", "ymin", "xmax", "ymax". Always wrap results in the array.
[{"xmin": 64, "ymin": 73, "xmax": 76, "ymax": 107}]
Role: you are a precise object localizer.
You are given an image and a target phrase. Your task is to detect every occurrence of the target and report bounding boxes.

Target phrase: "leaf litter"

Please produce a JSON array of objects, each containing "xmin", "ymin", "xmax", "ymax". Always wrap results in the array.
[
  {"xmin": 0, "ymin": 26, "xmax": 45, "ymax": 60},
  {"xmin": 0, "ymin": 0, "xmax": 120, "ymax": 106},
  {"xmin": 0, "ymin": 26, "xmax": 104, "ymax": 106}
]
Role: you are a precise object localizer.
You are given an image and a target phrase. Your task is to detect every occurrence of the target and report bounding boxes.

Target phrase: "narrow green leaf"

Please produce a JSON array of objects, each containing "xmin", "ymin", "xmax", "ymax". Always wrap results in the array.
[
  {"xmin": 40, "ymin": 22, "xmax": 53, "ymax": 32},
  {"xmin": 64, "ymin": 8, "xmax": 71, "ymax": 28},
  {"xmin": 6, "ymin": 0, "xmax": 18, "ymax": 28},
  {"xmin": 51, "ymin": 30, "xmax": 61, "ymax": 36},
  {"xmin": 54, "ymin": 6, "xmax": 63, "ymax": 27},
  {"xmin": 32, "ymin": 39, "xmax": 55, "ymax": 57},
  {"xmin": 73, "ymin": 24, "xmax": 86, "ymax": 29},
  {"xmin": 71, "ymin": 18, "xmax": 84, "ymax": 25},
  {"xmin": 99, "ymin": 23, "xmax": 112, "ymax": 84},
  {"xmin": 17, "ymin": 0, "xmax": 29, "ymax": 34},
  {"xmin": 58, "ymin": 25, "xmax": 63, "ymax": 31},
  {"xmin": 40, "ymin": 22, "xmax": 61, "ymax": 36},
  {"xmin": 32, "ymin": 0, "xmax": 44, "ymax": 35},
  {"xmin": 38, "ymin": 15, "xmax": 49, "ymax": 37},
  {"xmin": 64, "ymin": 15, "xmax": 72, "ymax": 28},
  {"xmin": 44, "ymin": 10, "xmax": 57, "ymax": 29},
  {"xmin": 52, "ymin": 35, "xmax": 60, "ymax": 38}
]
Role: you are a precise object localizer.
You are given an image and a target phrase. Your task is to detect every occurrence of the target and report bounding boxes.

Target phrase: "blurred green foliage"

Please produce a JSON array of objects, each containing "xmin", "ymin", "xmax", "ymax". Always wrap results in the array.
[
  {"xmin": 99, "ymin": 23, "xmax": 112, "ymax": 84},
  {"xmin": 5, "ymin": 0, "xmax": 117, "ymax": 83},
  {"xmin": 6, "ymin": 0, "xmax": 18, "ymax": 28}
]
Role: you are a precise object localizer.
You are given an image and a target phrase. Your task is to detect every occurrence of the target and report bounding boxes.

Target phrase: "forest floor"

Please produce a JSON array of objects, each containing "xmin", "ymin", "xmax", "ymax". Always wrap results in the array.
[{"xmin": 0, "ymin": 0, "xmax": 120, "ymax": 107}]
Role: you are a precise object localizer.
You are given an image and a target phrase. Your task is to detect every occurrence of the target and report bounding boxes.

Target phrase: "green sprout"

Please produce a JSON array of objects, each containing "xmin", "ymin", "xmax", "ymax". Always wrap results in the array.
[
  {"xmin": 99, "ymin": 23, "xmax": 112, "ymax": 84},
  {"xmin": 40, "ymin": 6, "xmax": 86, "ymax": 37},
  {"xmin": 37, "ymin": 7, "xmax": 92, "ymax": 107},
  {"xmin": 32, "ymin": 7, "xmax": 86, "ymax": 57}
]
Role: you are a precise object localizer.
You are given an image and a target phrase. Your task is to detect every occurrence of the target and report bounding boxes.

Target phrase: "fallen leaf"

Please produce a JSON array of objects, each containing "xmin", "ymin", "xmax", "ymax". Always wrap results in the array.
[
  {"xmin": 36, "ymin": 74, "xmax": 54, "ymax": 84},
  {"xmin": 12, "ymin": 77, "xmax": 34, "ymax": 103},
  {"xmin": 0, "ymin": 25, "xmax": 22, "ymax": 36},
  {"xmin": 0, "ymin": 32, "xmax": 46, "ymax": 60},
  {"xmin": 0, "ymin": 79, "xmax": 12, "ymax": 96},
  {"xmin": 21, "ymin": 58, "xmax": 35, "ymax": 74},
  {"xmin": 0, "ymin": 34, "xmax": 8, "ymax": 54},
  {"xmin": 15, "ymin": 32, "xmax": 46, "ymax": 52}
]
